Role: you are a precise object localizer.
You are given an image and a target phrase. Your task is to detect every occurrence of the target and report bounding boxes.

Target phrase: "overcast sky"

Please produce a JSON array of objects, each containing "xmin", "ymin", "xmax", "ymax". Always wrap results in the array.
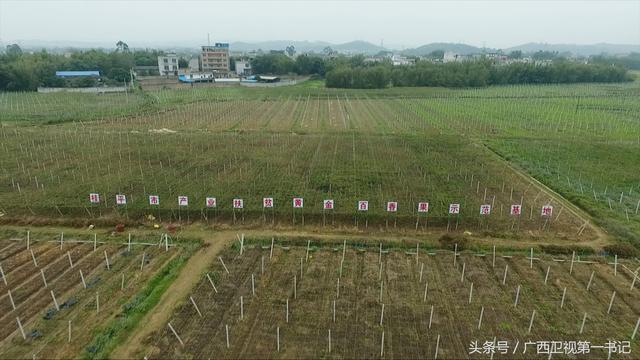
[{"xmin": 1, "ymin": 0, "xmax": 638, "ymax": 48}]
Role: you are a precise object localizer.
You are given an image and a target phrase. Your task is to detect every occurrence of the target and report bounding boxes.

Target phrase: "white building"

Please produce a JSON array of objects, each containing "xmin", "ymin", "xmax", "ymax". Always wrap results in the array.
[
  {"xmin": 391, "ymin": 54, "xmax": 413, "ymax": 66},
  {"xmin": 235, "ymin": 60, "xmax": 251, "ymax": 76},
  {"xmin": 188, "ymin": 58, "xmax": 200, "ymax": 73},
  {"xmin": 157, "ymin": 53, "xmax": 179, "ymax": 76}
]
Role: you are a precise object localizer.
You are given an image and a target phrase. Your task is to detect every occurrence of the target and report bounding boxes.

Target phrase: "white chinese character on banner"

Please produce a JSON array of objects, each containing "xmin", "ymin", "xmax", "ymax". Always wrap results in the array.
[
  {"xmin": 480, "ymin": 204, "xmax": 491, "ymax": 215},
  {"xmin": 541, "ymin": 205, "xmax": 553, "ymax": 217},
  {"xmin": 233, "ymin": 198, "xmax": 244, "ymax": 209},
  {"xmin": 115, "ymin": 194, "xmax": 127, "ymax": 205},
  {"xmin": 358, "ymin": 200, "xmax": 369, "ymax": 211},
  {"xmin": 386, "ymin": 202, "xmax": 398, "ymax": 212},
  {"xmin": 323, "ymin": 199, "xmax": 334, "ymax": 210},
  {"xmin": 89, "ymin": 193, "xmax": 100, "ymax": 204},
  {"xmin": 263, "ymin": 198, "xmax": 273, "ymax": 208},
  {"xmin": 149, "ymin": 195, "xmax": 160, "ymax": 205},
  {"xmin": 206, "ymin": 197, "xmax": 217, "ymax": 208},
  {"xmin": 417, "ymin": 202, "xmax": 429, "ymax": 213},
  {"xmin": 449, "ymin": 203, "xmax": 460, "ymax": 214},
  {"xmin": 293, "ymin": 197, "xmax": 304, "ymax": 208},
  {"xmin": 178, "ymin": 196, "xmax": 188, "ymax": 206},
  {"xmin": 510, "ymin": 204, "xmax": 521, "ymax": 215}
]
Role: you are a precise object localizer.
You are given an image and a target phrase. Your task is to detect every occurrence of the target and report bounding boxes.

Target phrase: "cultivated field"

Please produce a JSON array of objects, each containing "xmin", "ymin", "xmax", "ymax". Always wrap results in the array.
[
  {"xmin": 143, "ymin": 240, "xmax": 640, "ymax": 359},
  {"xmin": 1, "ymin": 80, "xmax": 639, "ymax": 358},
  {"xmin": 0, "ymin": 231, "xmax": 185, "ymax": 359},
  {"xmin": 4, "ymin": 82, "xmax": 639, "ymax": 245}
]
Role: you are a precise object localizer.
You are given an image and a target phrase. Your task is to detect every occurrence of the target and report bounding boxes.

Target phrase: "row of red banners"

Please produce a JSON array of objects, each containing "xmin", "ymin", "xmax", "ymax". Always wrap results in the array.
[{"xmin": 89, "ymin": 193, "xmax": 554, "ymax": 216}]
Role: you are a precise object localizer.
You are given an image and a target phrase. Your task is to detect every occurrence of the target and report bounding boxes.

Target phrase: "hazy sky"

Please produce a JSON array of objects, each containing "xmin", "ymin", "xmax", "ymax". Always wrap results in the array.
[{"xmin": 1, "ymin": 0, "xmax": 639, "ymax": 48}]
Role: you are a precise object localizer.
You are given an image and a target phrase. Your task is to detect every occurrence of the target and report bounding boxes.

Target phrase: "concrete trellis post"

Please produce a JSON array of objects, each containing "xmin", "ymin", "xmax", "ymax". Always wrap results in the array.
[
  {"xmin": 607, "ymin": 291, "xmax": 616, "ymax": 314},
  {"xmin": 514, "ymin": 285, "xmax": 521, "ymax": 307},
  {"xmin": 477, "ymin": 306, "xmax": 484, "ymax": 329},
  {"xmin": 51, "ymin": 290, "xmax": 59, "ymax": 311},
  {"xmin": 333, "ymin": 300, "xmax": 336, "ymax": 323},
  {"xmin": 560, "ymin": 287, "xmax": 567, "ymax": 309},
  {"xmin": 40, "ymin": 269, "xmax": 47, "ymax": 288},
  {"xmin": 492, "ymin": 245, "xmax": 496, "ymax": 268},
  {"xmin": 206, "ymin": 274, "xmax": 218, "ymax": 293},
  {"xmin": 219, "ymin": 257, "xmax": 230, "ymax": 274},
  {"xmin": 429, "ymin": 305, "xmax": 434, "ymax": 329},
  {"xmin": 226, "ymin": 324, "xmax": 230, "ymax": 349},
  {"xmin": 569, "ymin": 251, "xmax": 575, "ymax": 275},
  {"xmin": 16, "ymin": 317, "xmax": 26, "ymax": 340},
  {"xmin": 468, "ymin": 283, "xmax": 474, "ymax": 304},
  {"xmin": 423, "ymin": 282, "xmax": 428, "ymax": 302},
  {"xmin": 8, "ymin": 290, "xmax": 16, "ymax": 310},
  {"xmin": 530, "ymin": 248, "xmax": 533, "ymax": 268},
  {"xmin": 528, "ymin": 310, "xmax": 536, "ymax": 334},
  {"xmin": 544, "ymin": 266, "xmax": 550, "ymax": 285},
  {"xmin": 453, "ymin": 244, "xmax": 458, "ymax": 266},
  {"xmin": 587, "ymin": 271, "xmax": 595, "ymax": 291},
  {"xmin": 190, "ymin": 296, "xmax": 202, "ymax": 317},
  {"xmin": 104, "ymin": 251, "xmax": 110, "ymax": 270},
  {"xmin": 270, "ymin": 237, "xmax": 274, "ymax": 259},
  {"xmin": 580, "ymin": 312, "xmax": 588, "ymax": 334},
  {"xmin": 0, "ymin": 263, "xmax": 7, "ymax": 286},
  {"xmin": 502, "ymin": 264, "xmax": 508, "ymax": 285},
  {"xmin": 67, "ymin": 251, "xmax": 74, "ymax": 268},
  {"xmin": 380, "ymin": 331, "xmax": 385, "ymax": 357},
  {"xmin": 434, "ymin": 334, "xmax": 440, "ymax": 359},
  {"xmin": 30, "ymin": 250, "xmax": 38, "ymax": 267},
  {"xmin": 167, "ymin": 322, "xmax": 184, "ymax": 346},
  {"xmin": 460, "ymin": 263, "xmax": 466, "ymax": 283},
  {"xmin": 632, "ymin": 317, "xmax": 640, "ymax": 340},
  {"xmin": 80, "ymin": 270, "xmax": 86, "ymax": 289}
]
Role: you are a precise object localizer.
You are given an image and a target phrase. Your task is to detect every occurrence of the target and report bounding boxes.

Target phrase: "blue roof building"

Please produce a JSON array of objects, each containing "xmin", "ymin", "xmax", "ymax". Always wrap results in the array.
[{"xmin": 55, "ymin": 71, "xmax": 100, "ymax": 78}]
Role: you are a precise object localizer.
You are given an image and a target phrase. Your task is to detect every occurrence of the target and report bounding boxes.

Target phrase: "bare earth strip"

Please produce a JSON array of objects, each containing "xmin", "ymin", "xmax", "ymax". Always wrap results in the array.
[{"xmin": 111, "ymin": 232, "xmax": 233, "ymax": 359}]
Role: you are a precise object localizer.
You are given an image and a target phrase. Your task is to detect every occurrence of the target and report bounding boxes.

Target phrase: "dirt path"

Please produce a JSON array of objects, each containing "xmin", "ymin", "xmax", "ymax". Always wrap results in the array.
[
  {"xmin": 480, "ymin": 142, "xmax": 611, "ymax": 248},
  {"xmin": 110, "ymin": 231, "xmax": 233, "ymax": 359}
]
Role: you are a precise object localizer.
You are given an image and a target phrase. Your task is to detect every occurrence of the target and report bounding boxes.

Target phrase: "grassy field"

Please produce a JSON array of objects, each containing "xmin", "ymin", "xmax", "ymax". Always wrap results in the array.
[{"xmin": 144, "ymin": 241, "xmax": 640, "ymax": 359}]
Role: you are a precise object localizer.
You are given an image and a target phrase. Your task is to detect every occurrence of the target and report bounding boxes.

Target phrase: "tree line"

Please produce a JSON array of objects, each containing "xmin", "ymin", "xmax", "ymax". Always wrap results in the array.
[
  {"xmin": 326, "ymin": 60, "xmax": 631, "ymax": 89},
  {"xmin": 0, "ymin": 43, "xmax": 162, "ymax": 91}
]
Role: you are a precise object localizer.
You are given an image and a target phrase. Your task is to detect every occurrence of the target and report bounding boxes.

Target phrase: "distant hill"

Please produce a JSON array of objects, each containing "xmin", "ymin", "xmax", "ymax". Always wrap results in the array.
[
  {"xmin": 230, "ymin": 40, "xmax": 384, "ymax": 54},
  {"xmin": 505, "ymin": 43, "xmax": 640, "ymax": 56},
  {"xmin": 332, "ymin": 40, "xmax": 386, "ymax": 54},
  {"xmin": 401, "ymin": 43, "xmax": 486, "ymax": 56}
]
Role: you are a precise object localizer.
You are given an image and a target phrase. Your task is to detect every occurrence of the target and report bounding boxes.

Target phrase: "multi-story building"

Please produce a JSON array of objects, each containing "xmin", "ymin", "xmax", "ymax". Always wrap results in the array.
[
  {"xmin": 201, "ymin": 43, "xmax": 230, "ymax": 74},
  {"xmin": 157, "ymin": 53, "xmax": 179, "ymax": 76},
  {"xmin": 235, "ymin": 60, "xmax": 252, "ymax": 76}
]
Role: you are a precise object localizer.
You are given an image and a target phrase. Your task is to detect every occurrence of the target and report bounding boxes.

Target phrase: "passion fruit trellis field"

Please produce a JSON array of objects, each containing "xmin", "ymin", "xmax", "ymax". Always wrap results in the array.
[
  {"xmin": 0, "ymin": 126, "xmax": 586, "ymax": 236},
  {"xmin": 2, "ymin": 82, "xmax": 638, "ymax": 238}
]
